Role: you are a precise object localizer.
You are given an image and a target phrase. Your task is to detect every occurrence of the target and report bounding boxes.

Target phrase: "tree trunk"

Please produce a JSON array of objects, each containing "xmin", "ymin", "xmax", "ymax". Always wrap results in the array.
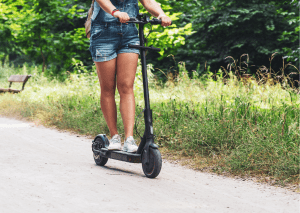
[
  {"xmin": 39, "ymin": 36, "xmax": 46, "ymax": 72},
  {"xmin": 1, "ymin": 56, "xmax": 5, "ymax": 68},
  {"xmin": 40, "ymin": 47, "xmax": 46, "ymax": 72}
]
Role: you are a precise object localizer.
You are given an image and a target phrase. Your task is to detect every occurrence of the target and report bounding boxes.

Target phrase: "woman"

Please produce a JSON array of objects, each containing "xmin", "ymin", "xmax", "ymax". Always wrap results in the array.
[{"xmin": 90, "ymin": 0, "xmax": 171, "ymax": 152}]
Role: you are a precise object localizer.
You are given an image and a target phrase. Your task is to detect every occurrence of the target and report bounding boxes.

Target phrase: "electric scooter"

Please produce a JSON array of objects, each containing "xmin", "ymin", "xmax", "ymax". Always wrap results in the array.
[{"xmin": 92, "ymin": 14, "xmax": 170, "ymax": 178}]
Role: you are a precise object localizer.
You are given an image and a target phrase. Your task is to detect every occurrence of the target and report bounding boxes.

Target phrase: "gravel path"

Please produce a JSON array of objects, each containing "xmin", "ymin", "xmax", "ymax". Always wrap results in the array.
[{"xmin": 0, "ymin": 116, "xmax": 298, "ymax": 213}]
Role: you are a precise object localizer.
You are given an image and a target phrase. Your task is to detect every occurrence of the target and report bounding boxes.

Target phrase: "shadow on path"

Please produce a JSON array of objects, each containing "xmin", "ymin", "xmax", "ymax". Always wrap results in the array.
[{"xmin": 95, "ymin": 164, "xmax": 144, "ymax": 177}]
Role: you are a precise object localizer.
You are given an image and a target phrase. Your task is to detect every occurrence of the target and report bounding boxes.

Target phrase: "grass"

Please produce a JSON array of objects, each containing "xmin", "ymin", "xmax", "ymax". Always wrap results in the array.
[{"xmin": 0, "ymin": 59, "xmax": 299, "ymax": 188}]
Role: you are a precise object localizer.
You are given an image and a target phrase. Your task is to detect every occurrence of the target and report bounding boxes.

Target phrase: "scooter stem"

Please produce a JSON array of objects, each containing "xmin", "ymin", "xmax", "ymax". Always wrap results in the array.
[
  {"xmin": 136, "ymin": 23, "xmax": 154, "ymax": 154},
  {"xmin": 127, "ymin": 14, "xmax": 162, "ymax": 155},
  {"xmin": 139, "ymin": 24, "xmax": 151, "ymax": 111}
]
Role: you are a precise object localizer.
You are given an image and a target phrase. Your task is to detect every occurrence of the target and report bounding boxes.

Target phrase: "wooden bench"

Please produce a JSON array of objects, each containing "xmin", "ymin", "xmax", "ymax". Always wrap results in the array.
[{"xmin": 0, "ymin": 75, "xmax": 32, "ymax": 93}]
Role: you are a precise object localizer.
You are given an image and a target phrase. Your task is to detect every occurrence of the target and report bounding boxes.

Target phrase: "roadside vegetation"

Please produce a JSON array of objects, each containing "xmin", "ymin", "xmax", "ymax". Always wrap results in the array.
[{"xmin": 0, "ymin": 56, "xmax": 299, "ymax": 187}]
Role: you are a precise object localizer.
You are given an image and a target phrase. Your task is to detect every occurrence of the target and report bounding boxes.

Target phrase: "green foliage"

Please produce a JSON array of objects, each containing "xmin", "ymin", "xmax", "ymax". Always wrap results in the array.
[
  {"xmin": 16, "ymin": 0, "xmax": 89, "ymax": 72},
  {"xmin": 1, "ymin": 0, "xmax": 298, "ymax": 81},
  {"xmin": 0, "ymin": 0, "xmax": 23, "ymax": 63},
  {"xmin": 275, "ymin": 0, "xmax": 299, "ymax": 63},
  {"xmin": 139, "ymin": 0, "xmax": 193, "ymax": 59},
  {"xmin": 0, "ymin": 0, "xmax": 90, "ymax": 72},
  {"xmin": 169, "ymin": 0, "xmax": 299, "ymax": 75}
]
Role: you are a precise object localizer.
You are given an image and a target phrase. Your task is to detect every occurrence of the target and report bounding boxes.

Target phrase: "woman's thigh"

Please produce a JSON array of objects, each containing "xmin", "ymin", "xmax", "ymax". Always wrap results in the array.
[
  {"xmin": 95, "ymin": 58, "xmax": 117, "ymax": 94},
  {"xmin": 116, "ymin": 53, "xmax": 139, "ymax": 94}
]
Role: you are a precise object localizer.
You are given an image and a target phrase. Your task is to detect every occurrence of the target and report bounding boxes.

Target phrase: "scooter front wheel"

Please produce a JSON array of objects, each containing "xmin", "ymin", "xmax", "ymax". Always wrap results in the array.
[{"xmin": 142, "ymin": 148, "xmax": 162, "ymax": 178}]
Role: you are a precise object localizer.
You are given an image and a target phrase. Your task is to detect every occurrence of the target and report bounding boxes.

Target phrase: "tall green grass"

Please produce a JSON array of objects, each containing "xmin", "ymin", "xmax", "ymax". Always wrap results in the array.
[{"xmin": 0, "ymin": 59, "xmax": 299, "ymax": 184}]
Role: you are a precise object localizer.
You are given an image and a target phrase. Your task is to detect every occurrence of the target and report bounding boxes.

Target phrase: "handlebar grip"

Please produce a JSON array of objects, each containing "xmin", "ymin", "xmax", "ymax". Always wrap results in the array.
[
  {"xmin": 150, "ymin": 47, "xmax": 161, "ymax": 51},
  {"xmin": 149, "ymin": 18, "xmax": 173, "ymax": 25},
  {"xmin": 129, "ymin": 17, "xmax": 138, "ymax": 22},
  {"xmin": 149, "ymin": 18, "xmax": 161, "ymax": 25}
]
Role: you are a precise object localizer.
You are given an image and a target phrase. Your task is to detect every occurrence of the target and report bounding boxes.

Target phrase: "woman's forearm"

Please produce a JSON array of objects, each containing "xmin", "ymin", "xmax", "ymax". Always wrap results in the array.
[
  {"xmin": 139, "ymin": 0, "xmax": 166, "ymax": 17},
  {"xmin": 95, "ymin": 0, "xmax": 130, "ymax": 23},
  {"xmin": 95, "ymin": 0, "xmax": 116, "ymax": 15}
]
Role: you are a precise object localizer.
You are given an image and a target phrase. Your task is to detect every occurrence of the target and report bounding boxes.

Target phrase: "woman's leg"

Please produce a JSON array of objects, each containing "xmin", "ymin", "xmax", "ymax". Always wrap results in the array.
[
  {"xmin": 116, "ymin": 53, "xmax": 139, "ymax": 139},
  {"xmin": 95, "ymin": 59, "xmax": 118, "ymax": 137}
]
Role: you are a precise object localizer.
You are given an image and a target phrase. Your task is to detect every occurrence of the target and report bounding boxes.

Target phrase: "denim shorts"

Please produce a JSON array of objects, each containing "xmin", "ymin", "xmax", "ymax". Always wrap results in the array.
[{"xmin": 89, "ymin": 22, "xmax": 140, "ymax": 62}]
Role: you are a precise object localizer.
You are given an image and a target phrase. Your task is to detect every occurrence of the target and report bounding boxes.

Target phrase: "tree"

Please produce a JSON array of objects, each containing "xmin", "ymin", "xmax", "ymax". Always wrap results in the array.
[
  {"xmin": 172, "ymin": 0, "xmax": 299, "ymax": 76},
  {"xmin": 275, "ymin": 0, "xmax": 299, "ymax": 64},
  {"xmin": 0, "ymin": 0, "xmax": 24, "ymax": 66},
  {"xmin": 16, "ymin": 0, "xmax": 88, "ymax": 73}
]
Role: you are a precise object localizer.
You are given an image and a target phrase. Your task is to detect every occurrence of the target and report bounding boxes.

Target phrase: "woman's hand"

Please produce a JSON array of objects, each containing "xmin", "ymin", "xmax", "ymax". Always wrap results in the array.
[
  {"xmin": 157, "ymin": 14, "xmax": 172, "ymax": 27},
  {"xmin": 113, "ymin": 11, "xmax": 130, "ymax": 23}
]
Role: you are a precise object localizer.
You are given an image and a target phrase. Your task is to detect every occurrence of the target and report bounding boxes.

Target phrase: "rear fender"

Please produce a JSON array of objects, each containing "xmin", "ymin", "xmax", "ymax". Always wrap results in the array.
[{"xmin": 93, "ymin": 134, "xmax": 109, "ymax": 148}]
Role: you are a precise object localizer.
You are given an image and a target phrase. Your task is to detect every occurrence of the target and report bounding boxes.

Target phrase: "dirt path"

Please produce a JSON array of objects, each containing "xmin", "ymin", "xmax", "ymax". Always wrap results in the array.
[{"xmin": 0, "ymin": 116, "xmax": 298, "ymax": 213}]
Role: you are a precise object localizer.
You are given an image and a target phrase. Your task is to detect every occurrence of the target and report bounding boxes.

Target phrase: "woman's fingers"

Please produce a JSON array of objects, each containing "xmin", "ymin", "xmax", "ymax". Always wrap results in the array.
[
  {"xmin": 157, "ymin": 15, "xmax": 172, "ymax": 27},
  {"xmin": 119, "ymin": 13, "xmax": 130, "ymax": 23},
  {"xmin": 114, "ymin": 12, "xmax": 130, "ymax": 23}
]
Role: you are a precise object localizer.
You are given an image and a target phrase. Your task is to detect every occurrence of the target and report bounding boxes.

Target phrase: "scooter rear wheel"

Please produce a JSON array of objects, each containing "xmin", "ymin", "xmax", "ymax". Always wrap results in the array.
[
  {"xmin": 142, "ymin": 148, "xmax": 162, "ymax": 178},
  {"xmin": 92, "ymin": 137, "xmax": 108, "ymax": 166}
]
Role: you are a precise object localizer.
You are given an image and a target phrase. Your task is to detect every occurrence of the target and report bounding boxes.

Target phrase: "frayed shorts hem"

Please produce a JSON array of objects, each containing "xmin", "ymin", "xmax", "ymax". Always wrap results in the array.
[{"xmin": 92, "ymin": 49, "xmax": 140, "ymax": 62}]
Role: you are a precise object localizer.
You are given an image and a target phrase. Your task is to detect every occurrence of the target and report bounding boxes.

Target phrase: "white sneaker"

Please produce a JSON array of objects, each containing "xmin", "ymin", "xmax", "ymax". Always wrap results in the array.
[
  {"xmin": 107, "ymin": 134, "xmax": 122, "ymax": 150},
  {"xmin": 123, "ymin": 136, "xmax": 138, "ymax": 153}
]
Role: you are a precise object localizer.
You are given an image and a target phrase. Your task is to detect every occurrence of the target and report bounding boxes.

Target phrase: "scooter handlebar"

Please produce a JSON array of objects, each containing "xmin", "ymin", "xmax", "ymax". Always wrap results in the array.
[
  {"xmin": 128, "ymin": 17, "xmax": 172, "ymax": 25},
  {"xmin": 127, "ymin": 15, "xmax": 171, "ymax": 53},
  {"xmin": 128, "ymin": 17, "xmax": 144, "ymax": 24},
  {"xmin": 149, "ymin": 18, "xmax": 161, "ymax": 25}
]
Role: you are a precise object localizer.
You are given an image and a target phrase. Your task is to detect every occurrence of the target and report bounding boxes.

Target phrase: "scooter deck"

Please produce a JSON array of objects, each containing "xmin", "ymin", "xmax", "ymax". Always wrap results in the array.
[{"xmin": 100, "ymin": 148, "xmax": 142, "ymax": 163}]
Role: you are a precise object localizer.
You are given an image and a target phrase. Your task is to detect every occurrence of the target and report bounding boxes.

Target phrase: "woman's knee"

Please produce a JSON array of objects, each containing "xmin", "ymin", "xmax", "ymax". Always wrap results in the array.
[
  {"xmin": 100, "ymin": 85, "xmax": 116, "ymax": 97},
  {"xmin": 117, "ymin": 82, "xmax": 134, "ymax": 95}
]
